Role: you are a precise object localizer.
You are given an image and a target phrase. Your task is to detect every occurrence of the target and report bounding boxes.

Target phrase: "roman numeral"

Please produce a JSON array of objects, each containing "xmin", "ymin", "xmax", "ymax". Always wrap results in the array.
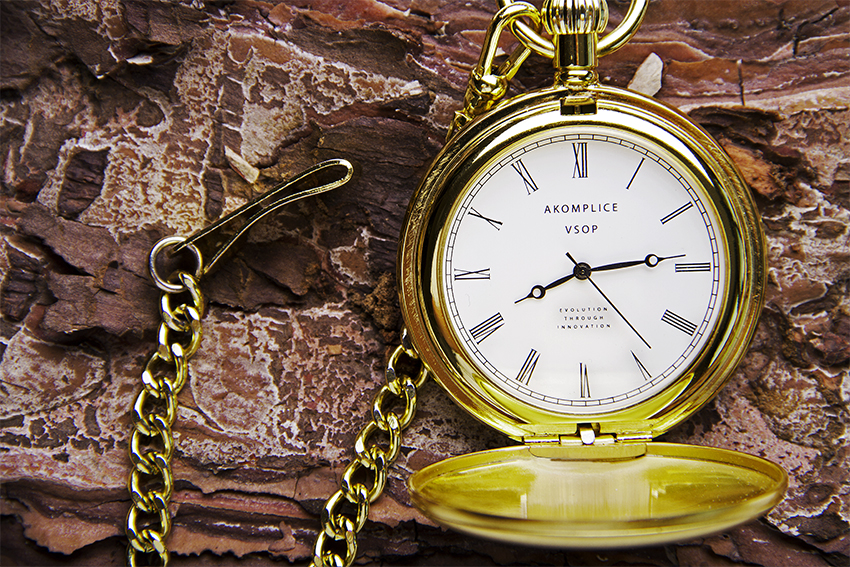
[
  {"xmin": 626, "ymin": 157, "xmax": 644, "ymax": 189},
  {"xmin": 454, "ymin": 268, "xmax": 490, "ymax": 280},
  {"xmin": 469, "ymin": 313, "xmax": 504, "ymax": 343},
  {"xmin": 579, "ymin": 363, "xmax": 591, "ymax": 398},
  {"xmin": 572, "ymin": 142, "xmax": 588, "ymax": 178},
  {"xmin": 661, "ymin": 310, "xmax": 698, "ymax": 336},
  {"xmin": 631, "ymin": 351, "xmax": 652, "ymax": 381},
  {"xmin": 660, "ymin": 202, "xmax": 694, "ymax": 224},
  {"xmin": 512, "ymin": 160, "xmax": 539, "ymax": 195},
  {"xmin": 675, "ymin": 262, "xmax": 711, "ymax": 273},
  {"xmin": 516, "ymin": 349, "xmax": 539, "ymax": 385},
  {"xmin": 468, "ymin": 208, "xmax": 502, "ymax": 230}
]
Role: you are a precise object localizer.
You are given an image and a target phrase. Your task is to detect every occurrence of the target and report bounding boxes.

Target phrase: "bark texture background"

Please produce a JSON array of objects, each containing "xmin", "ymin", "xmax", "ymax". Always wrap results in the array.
[{"xmin": 1, "ymin": 0, "xmax": 848, "ymax": 565}]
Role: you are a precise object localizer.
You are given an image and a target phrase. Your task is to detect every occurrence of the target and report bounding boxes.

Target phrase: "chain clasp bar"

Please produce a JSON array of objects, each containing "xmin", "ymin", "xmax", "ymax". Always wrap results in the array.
[{"xmin": 149, "ymin": 158, "xmax": 355, "ymax": 291}]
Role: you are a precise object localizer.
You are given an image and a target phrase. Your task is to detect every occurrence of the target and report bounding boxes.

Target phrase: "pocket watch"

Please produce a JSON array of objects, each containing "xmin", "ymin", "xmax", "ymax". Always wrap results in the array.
[
  {"xmin": 314, "ymin": 0, "xmax": 787, "ymax": 562},
  {"xmin": 395, "ymin": 0, "xmax": 787, "ymax": 550}
]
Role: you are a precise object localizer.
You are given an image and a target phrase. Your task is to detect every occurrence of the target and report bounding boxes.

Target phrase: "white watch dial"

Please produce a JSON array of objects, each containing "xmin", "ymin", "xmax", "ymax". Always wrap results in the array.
[{"xmin": 440, "ymin": 128, "xmax": 726, "ymax": 414}]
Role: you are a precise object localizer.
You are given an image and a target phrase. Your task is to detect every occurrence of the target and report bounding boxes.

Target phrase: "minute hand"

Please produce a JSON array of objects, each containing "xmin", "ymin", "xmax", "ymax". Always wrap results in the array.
[{"xmin": 592, "ymin": 253, "xmax": 684, "ymax": 273}]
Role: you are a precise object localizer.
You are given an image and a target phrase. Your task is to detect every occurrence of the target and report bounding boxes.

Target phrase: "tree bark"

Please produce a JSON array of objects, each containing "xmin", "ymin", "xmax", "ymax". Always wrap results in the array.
[{"xmin": 1, "ymin": 0, "xmax": 847, "ymax": 565}]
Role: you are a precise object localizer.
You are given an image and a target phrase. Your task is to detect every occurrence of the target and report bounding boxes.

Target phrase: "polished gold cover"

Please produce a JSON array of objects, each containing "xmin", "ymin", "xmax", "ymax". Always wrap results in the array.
[{"xmin": 409, "ymin": 443, "xmax": 787, "ymax": 548}]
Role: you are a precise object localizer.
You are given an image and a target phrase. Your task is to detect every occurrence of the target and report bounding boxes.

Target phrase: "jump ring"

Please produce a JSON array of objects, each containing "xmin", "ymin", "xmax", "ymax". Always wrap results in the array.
[{"xmin": 149, "ymin": 236, "xmax": 203, "ymax": 293}]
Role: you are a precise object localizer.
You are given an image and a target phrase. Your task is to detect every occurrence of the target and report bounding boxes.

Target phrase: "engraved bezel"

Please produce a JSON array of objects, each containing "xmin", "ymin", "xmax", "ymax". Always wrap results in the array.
[{"xmin": 398, "ymin": 84, "xmax": 765, "ymax": 441}]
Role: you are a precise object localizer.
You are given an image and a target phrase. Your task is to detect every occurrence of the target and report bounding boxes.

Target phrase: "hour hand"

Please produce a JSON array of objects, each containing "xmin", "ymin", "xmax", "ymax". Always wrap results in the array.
[{"xmin": 515, "ymin": 273, "xmax": 575, "ymax": 303}]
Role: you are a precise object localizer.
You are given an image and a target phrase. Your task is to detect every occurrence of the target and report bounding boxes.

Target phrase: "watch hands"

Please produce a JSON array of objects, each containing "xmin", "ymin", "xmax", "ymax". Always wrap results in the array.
[
  {"xmin": 566, "ymin": 252, "xmax": 652, "ymax": 349},
  {"xmin": 515, "ymin": 253, "xmax": 683, "ymax": 304}
]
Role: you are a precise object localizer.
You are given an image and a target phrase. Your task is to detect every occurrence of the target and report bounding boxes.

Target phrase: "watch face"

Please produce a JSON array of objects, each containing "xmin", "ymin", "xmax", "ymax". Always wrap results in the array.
[{"xmin": 438, "ymin": 127, "xmax": 726, "ymax": 415}]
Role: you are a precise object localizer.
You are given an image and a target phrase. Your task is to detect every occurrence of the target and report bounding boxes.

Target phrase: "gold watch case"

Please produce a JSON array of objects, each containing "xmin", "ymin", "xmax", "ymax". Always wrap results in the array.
[{"xmin": 398, "ymin": 82, "xmax": 787, "ymax": 546}]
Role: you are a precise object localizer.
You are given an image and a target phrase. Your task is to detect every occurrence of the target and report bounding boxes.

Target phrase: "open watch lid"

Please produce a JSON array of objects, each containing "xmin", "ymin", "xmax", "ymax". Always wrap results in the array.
[{"xmin": 408, "ymin": 441, "xmax": 786, "ymax": 548}]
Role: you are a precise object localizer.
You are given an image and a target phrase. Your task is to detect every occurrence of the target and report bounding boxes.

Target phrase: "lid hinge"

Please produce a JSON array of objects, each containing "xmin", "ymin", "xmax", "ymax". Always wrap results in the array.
[{"xmin": 523, "ymin": 423, "xmax": 653, "ymax": 446}]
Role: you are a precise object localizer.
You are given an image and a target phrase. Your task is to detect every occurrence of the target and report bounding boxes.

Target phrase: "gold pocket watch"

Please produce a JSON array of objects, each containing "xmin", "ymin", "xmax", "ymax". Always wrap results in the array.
[
  {"xmin": 398, "ymin": 0, "xmax": 787, "ymax": 550},
  {"xmin": 315, "ymin": 0, "xmax": 787, "ymax": 562}
]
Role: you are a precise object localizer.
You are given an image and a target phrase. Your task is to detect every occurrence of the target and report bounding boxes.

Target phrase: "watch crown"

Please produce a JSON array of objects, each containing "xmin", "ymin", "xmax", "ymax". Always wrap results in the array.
[
  {"xmin": 541, "ymin": 0, "xmax": 608, "ymax": 87},
  {"xmin": 542, "ymin": 0, "xmax": 609, "ymax": 36}
]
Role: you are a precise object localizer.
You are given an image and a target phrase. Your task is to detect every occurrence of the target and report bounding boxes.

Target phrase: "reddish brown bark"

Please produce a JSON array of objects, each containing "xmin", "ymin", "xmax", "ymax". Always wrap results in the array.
[{"xmin": 1, "ymin": 1, "xmax": 847, "ymax": 565}]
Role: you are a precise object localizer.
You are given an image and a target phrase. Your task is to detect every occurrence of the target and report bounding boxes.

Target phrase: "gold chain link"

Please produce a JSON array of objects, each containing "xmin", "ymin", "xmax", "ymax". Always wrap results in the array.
[
  {"xmin": 127, "ymin": 270, "xmax": 204, "ymax": 567},
  {"xmin": 313, "ymin": 8, "xmax": 533, "ymax": 562},
  {"xmin": 313, "ymin": 331, "xmax": 429, "ymax": 567},
  {"xmin": 447, "ymin": 2, "xmax": 541, "ymax": 139}
]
